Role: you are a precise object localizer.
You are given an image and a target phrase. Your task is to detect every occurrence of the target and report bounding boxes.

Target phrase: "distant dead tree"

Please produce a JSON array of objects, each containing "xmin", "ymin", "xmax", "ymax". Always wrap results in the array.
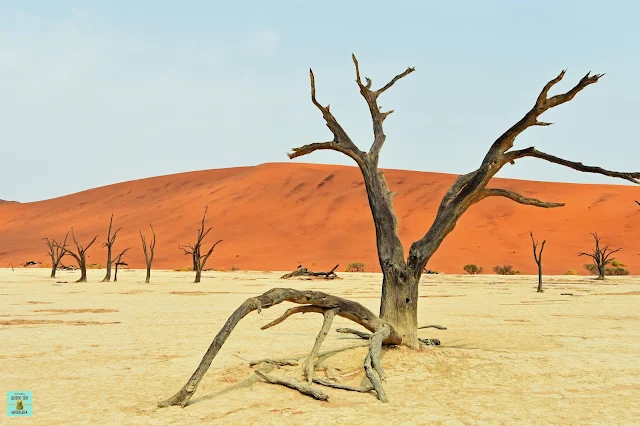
[
  {"xmin": 113, "ymin": 247, "xmax": 130, "ymax": 282},
  {"xmin": 160, "ymin": 57, "xmax": 640, "ymax": 409},
  {"xmin": 44, "ymin": 233, "xmax": 69, "ymax": 278},
  {"xmin": 635, "ymin": 200, "xmax": 640, "ymax": 207},
  {"xmin": 578, "ymin": 232, "xmax": 621, "ymax": 280},
  {"xmin": 179, "ymin": 206, "xmax": 223, "ymax": 283},
  {"xmin": 530, "ymin": 232, "xmax": 546, "ymax": 292},
  {"xmin": 140, "ymin": 224, "xmax": 157, "ymax": 283},
  {"xmin": 55, "ymin": 228, "xmax": 98, "ymax": 283},
  {"xmin": 101, "ymin": 214, "xmax": 122, "ymax": 282}
]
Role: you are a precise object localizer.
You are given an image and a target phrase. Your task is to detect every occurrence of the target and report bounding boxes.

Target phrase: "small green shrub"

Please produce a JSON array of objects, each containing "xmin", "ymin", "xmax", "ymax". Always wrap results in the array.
[
  {"xmin": 311, "ymin": 262, "xmax": 316, "ymax": 267},
  {"xmin": 346, "ymin": 262, "xmax": 365, "ymax": 272},
  {"xmin": 463, "ymin": 264, "xmax": 483, "ymax": 274},
  {"xmin": 611, "ymin": 259, "xmax": 625, "ymax": 267},
  {"xmin": 607, "ymin": 266, "xmax": 629, "ymax": 276},
  {"xmin": 493, "ymin": 265, "xmax": 518, "ymax": 275},
  {"xmin": 231, "ymin": 265, "xmax": 240, "ymax": 272},
  {"xmin": 565, "ymin": 269, "xmax": 579, "ymax": 275}
]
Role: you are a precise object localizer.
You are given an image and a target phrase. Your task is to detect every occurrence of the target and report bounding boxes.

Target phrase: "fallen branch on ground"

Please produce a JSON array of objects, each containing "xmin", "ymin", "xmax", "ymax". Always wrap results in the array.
[{"xmin": 281, "ymin": 265, "xmax": 341, "ymax": 280}]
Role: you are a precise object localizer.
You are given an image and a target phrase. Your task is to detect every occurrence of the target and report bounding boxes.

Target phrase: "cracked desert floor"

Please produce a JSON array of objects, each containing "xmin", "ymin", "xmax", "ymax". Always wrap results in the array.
[{"xmin": 2, "ymin": 269, "xmax": 639, "ymax": 425}]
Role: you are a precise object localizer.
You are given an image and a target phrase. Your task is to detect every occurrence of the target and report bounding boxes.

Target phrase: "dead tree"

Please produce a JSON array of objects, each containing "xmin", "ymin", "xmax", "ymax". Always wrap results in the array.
[
  {"xmin": 113, "ymin": 247, "xmax": 130, "ymax": 282},
  {"xmin": 55, "ymin": 228, "xmax": 98, "ymax": 283},
  {"xmin": 44, "ymin": 234, "xmax": 69, "ymax": 278},
  {"xmin": 179, "ymin": 206, "xmax": 223, "ymax": 283},
  {"xmin": 578, "ymin": 232, "xmax": 622, "ymax": 280},
  {"xmin": 530, "ymin": 232, "xmax": 546, "ymax": 292},
  {"xmin": 101, "ymin": 214, "xmax": 122, "ymax": 282},
  {"xmin": 160, "ymin": 57, "xmax": 639, "ymax": 408},
  {"xmin": 140, "ymin": 224, "xmax": 156, "ymax": 283}
]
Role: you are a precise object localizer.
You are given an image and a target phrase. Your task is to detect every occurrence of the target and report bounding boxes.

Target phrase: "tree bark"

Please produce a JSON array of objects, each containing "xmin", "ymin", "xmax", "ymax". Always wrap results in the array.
[
  {"xmin": 50, "ymin": 262, "xmax": 58, "ymax": 278},
  {"xmin": 379, "ymin": 268, "xmax": 419, "ymax": 349},
  {"xmin": 140, "ymin": 225, "xmax": 156, "ymax": 284},
  {"xmin": 77, "ymin": 256, "xmax": 88, "ymax": 283},
  {"xmin": 194, "ymin": 266, "xmax": 202, "ymax": 284},
  {"xmin": 537, "ymin": 264, "xmax": 543, "ymax": 292},
  {"xmin": 103, "ymin": 249, "xmax": 112, "ymax": 282}
]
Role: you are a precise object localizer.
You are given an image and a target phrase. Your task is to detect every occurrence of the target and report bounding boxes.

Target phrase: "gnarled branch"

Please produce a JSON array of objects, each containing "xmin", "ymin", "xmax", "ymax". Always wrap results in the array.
[
  {"xmin": 158, "ymin": 288, "xmax": 400, "ymax": 408},
  {"xmin": 479, "ymin": 188, "xmax": 565, "ymax": 208},
  {"xmin": 505, "ymin": 148, "xmax": 640, "ymax": 184}
]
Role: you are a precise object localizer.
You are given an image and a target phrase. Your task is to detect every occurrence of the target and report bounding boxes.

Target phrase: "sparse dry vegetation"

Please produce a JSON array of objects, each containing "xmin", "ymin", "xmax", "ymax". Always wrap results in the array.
[
  {"xmin": 463, "ymin": 264, "xmax": 483, "ymax": 274},
  {"xmin": 345, "ymin": 262, "xmax": 365, "ymax": 272},
  {"xmin": 493, "ymin": 265, "xmax": 520, "ymax": 275}
]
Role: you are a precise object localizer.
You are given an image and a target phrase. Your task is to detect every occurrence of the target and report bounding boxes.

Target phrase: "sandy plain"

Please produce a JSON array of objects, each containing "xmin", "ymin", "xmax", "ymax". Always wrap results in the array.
[{"xmin": 1, "ymin": 268, "xmax": 639, "ymax": 425}]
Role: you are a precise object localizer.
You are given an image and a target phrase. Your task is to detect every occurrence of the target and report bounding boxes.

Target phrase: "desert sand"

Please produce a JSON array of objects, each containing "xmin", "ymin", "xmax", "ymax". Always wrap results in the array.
[
  {"xmin": 1, "ymin": 163, "xmax": 639, "ymax": 275},
  {"xmin": 1, "ymin": 268, "xmax": 639, "ymax": 425}
]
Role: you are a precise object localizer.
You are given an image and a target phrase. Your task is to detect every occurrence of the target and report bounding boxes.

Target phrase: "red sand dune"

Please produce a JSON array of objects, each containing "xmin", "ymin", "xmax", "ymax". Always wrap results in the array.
[{"xmin": 0, "ymin": 162, "xmax": 638, "ymax": 275}]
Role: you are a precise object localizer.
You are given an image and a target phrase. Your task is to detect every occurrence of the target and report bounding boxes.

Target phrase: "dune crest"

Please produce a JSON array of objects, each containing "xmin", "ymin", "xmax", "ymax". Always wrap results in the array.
[{"xmin": 0, "ymin": 162, "xmax": 638, "ymax": 275}]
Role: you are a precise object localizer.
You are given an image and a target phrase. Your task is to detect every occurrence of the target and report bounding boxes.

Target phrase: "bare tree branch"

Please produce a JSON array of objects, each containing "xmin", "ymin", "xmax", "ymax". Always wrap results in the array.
[
  {"xmin": 479, "ymin": 188, "xmax": 565, "ymax": 208},
  {"xmin": 351, "ymin": 54, "xmax": 415, "ymax": 160},
  {"xmin": 506, "ymin": 148, "xmax": 640, "ymax": 184},
  {"xmin": 288, "ymin": 69, "xmax": 364, "ymax": 163},
  {"xmin": 492, "ymin": 71, "xmax": 604, "ymax": 154}
]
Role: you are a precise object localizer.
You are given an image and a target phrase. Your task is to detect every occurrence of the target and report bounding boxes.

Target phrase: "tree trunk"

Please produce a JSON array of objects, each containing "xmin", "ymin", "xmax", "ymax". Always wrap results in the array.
[
  {"xmin": 145, "ymin": 265, "xmax": 151, "ymax": 283},
  {"xmin": 536, "ymin": 263, "xmax": 543, "ymax": 292},
  {"xmin": 50, "ymin": 262, "xmax": 58, "ymax": 278},
  {"xmin": 597, "ymin": 265, "xmax": 605, "ymax": 280},
  {"xmin": 102, "ymin": 249, "xmax": 112, "ymax": 282},
  {"xmin": 192, "ymin": 255, "xmax": 197, "ymax": 272},
  {"xmin": 77, "ymin": 258, "xmax": 88, "ymax": 283},
  {"xmin": 379, "ymin": 268, "xmax": 419, "ymax": 349},
  {"xmin": 194, "ymin": 266, "xmax": 202, "ymax": 283},
  {"xmin": 114, "ymin": 264, "xmax": 119, "ymax": 282}
]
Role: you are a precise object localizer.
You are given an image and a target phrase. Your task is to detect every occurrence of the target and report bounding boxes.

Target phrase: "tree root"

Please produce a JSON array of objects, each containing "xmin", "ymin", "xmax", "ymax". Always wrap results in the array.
[
  {"xmin": 419, "ymin": 338, "xmax": 441, "ymax": 346},
  {"xmin": 313, "ymin": 378, "xmax": 374, "ymax": 393},
  {"xmin": 418, "ymin": 324, "xmax": 448, "ymax": 330},
  {"xmin": 336, "ymin": 327, "xmax": 372, "ymax": 339},
  {"xmin": 254, "ymin": 370, "xmax": 329, "ymax": 401},
  {"xmin": 304, "ymin": 308, "xmax": 338, "ymax": 383},
  {"xmin": 158, "ymin": 288, "xmax": 401, "ymax": 408}
]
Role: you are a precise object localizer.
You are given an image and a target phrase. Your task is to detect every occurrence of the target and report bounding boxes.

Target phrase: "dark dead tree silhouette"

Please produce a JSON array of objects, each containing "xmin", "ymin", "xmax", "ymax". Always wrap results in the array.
[
  {"xmin": 179, "ymin": 206, "xmax": 223, "ymax": 283},
  {"xmin": 113, "ymin": 247, "xmax": 130, "ymax": 282},
  {"xmin": 101, "ymin": 214, "xmax": 122, "ymax": 282},
  {"xmin": 160, "ymin": 57, "xmax": 639, "ymax": 408},
  {"xmin": 578, "ymin": 232, "xmax": 622, "ymax": 280},
  {"xmin": 530, "ymin": 232, "xmax": 546, "ymax": 292},
  {"xmin": 140, "ymin": 224, "xmax": 156, "ymax": 283},
  {"xmin": 44, "ymin": 233, "xmax": 69, "ymax": 278},
  {"xmin": 55, "ymin": 228, "xmax": 98, "ymax": 283}
]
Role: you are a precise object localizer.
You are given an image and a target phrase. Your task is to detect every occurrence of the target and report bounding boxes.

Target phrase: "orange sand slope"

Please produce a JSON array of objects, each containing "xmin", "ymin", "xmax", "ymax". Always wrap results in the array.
[{"xmin": 0, "ymin": 162, "xmax": 638, "ymax": 275}]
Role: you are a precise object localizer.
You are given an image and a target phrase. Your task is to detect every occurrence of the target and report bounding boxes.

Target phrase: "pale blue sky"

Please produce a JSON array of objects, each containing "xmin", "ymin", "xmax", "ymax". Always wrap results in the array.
[{"xmin": 1, "ymin": 1, "xmax": 638, "ymax": 202}]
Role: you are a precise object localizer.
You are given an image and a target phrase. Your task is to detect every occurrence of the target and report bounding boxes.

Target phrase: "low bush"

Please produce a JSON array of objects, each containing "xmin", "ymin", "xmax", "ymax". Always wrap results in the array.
[
  {"xmin": 493, "ymin": 265, "xmax": 519, "ymax": 275},
  {"xmin": 346, "ymin": 262, "xmax": 365, "ymax": 272},
  {"xmin": 583, "ymin": 263, "xmax": 630, "ymax": 276},
  {"xmin": 463, "ymin": 264, "xmax": 483, "ymax": 274},
  {"xmin": 565, "ymin": 269, "xmax": 579, "ymax": 275},
  {"xmin": 231, "ymin": 265, "xmax": 240, "ymax": 272}
]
